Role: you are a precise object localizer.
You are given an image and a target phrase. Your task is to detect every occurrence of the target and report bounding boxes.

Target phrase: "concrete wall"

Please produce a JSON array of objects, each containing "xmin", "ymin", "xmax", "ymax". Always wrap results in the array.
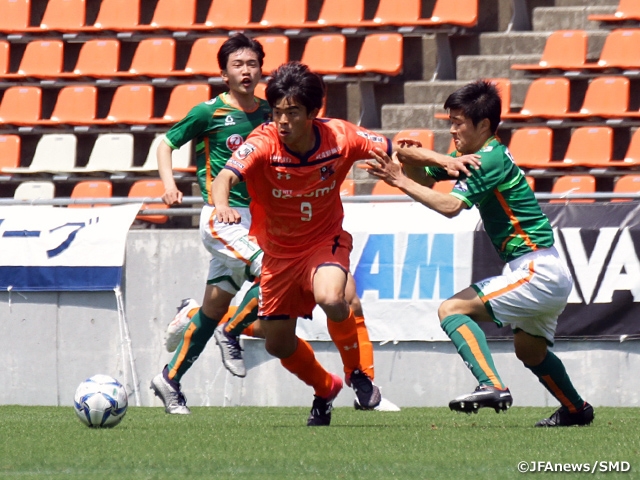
[{"xmin": 1, "ymin": 229, "xmax": 638, "ymax": 409}]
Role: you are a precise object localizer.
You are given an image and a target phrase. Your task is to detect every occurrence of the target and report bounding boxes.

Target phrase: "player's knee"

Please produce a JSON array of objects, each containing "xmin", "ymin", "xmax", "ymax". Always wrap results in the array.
[
  {"xmin": 438, "ymin": 299, "xmax": 458, "ymax": 322},
  {"xmin": 514, "ymin": 341, "xmax": 547, "ymax": 367},
  {"xmin": 346, "ymin": 294, "xmax": 362, "ymax": 316}
]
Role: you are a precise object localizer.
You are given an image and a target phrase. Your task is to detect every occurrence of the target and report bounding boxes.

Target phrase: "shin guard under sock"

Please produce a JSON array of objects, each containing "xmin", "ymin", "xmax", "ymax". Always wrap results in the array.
[
  {"xmin": 280, "ymin": 337, "xmax": 333, "ymax": 397},
  {"xmin": 526, "ymin": 350, "xmax": 584, "ymax": 412},
  {"xmin": 225, "ymin": 282, "xmax": 259, "ymax": 337},
  {"xmin": 168, "ymin": 309, "xmax": 218, "ymax": 383},
  {"xmin": 327, "ymin": 309, "xmax": 361, "ymax": 380}
]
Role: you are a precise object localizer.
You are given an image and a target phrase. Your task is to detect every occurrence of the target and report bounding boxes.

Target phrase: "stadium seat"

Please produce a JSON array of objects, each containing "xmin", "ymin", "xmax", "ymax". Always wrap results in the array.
[
  {"xmin": 360, "ymin": 0, "xmax": 478, "ymax": 28},
  {"xmin": 0, "ymin": 0, "xmax": 30, "ymax": 33},
  {"xmin": 36, "ymin": 85, "xmax": 98, "ymax": 125},
  {"xmin": 0, "ymin": 86, "xmax": 42, "ymax": 124},
  {"xmin": 623, "ymin": 128, "xmax": 640, "ymax": 166},
  {"xmin": 95, "ymin": 85, "xmax": 154, "ymax": 125},
  {"xmin": 550, "ymin": 175, "xmax": 595, "ymax": 203},
  {"xmin": 121, "ymin": 135, "xmax": 191, "ymax": 174},
  {"xmin": 508, "ymin": 127, "xmax": 556, "ymax": 169},
  {"xmin": 562, "ymin": 127, "xmax": 615, "ymax": 168},
  {"xmin": 371, "ymin": 180, "xmax": 405, "ymax": 196},
  {"xmin": 502, "ymin": 78, "xmax": 570, "ymax": 120},
  {"xmin": 562, "ymin": 76, "xmax": 629, "ymax": 119},
  {"xmin": 392, "ymin": 129, "xmax": 434, "ymax": 149},
  {"xmin": 66, "ymin": 133, "xmax": 134, "ymax": 173},
  {"xmin": 0, "ymin": 41, "xmax": 8, "ymax": 75},
  {"xmin": 134, "ymin": 0, "xmax": 196, "ymax": 31},
  {"xmin": 340, "ymin": 179, "xmax": 355, "ymax": 196},
  {"xmin": 511, "ymin": 30, "xmax": 588, "ymax": 72},
  {"xmin": 86, "ymin": 0, "xmax": 141, "ymax": 31},
  {"xmin": 120, "ymin": 38, "xmax": 176, "ymax": 77},
  {"xmin": 149, "ymin": 84, "xmax": 210, "ymax": 124},
  {"xmin": 582, "ymin": 29, "xmax": 640, "ymax": 71},
  {"xmin": 129, "ymin": 179, "xmax": 168, "ymax": 224},
  {"xmin": 525, "ymin": 176, "xmax": 535, "ymax": 191},
  {"xmin": 300, "ymin": 34, "xmax": 346, "ymax": 75},
  {"xmin": 0, "ymin": 40, "xmax": 63, "ymax": 79},
  {"xmin": 255, "ymin": 35, "xmax": 289, "ymax": 76},
  {"xmin": 257, "ymin": 0, "xmax": 307, "ymax": 29},
  {"xmin": 38, "ymin": 0, "xmax": 87, "ymax": 31},
  {"xmin": 56, "ymin": 39, "xmax": 120, "ymax": 78},
  {"xmin": 312, "ymin": 0, "xmax": 365, "ymax": 28},
  {"xmin": 3, "ymin": 134, "xmax": 77, "ymax": 173},
  {"xmin": 14, "ymin": 181, "xmax": 55, "ymax": 201},
  {"xmin": 588, "ymin": 0, "xmax": 640, "ymax": 24},
  {"xmin": 612, "ymin": 175, "xmax": 640, "ymax": 202},
  {"xmin": 0, "ymin": 134, "xmax": 20, "ymax": 173},
  {"xmin": 68, "ymin": 180, "xmax": 113, "ymax": 208},
  {"xmin": 194, "ymin": 0, "xmax": 252, "ymax": 30},
  {"xmin": 172, "ymin": 37, "xmax": 225, "ymax": 77},
  {"xmin": 340, "ymin": 34, "xmax": 403, "ymax": 76}
]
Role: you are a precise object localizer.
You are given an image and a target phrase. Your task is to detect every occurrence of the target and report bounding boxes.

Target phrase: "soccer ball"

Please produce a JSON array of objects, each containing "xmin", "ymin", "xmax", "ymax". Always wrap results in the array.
[{"xmin": 73, "ymin": 374, "xmax": 128, "ymax": 428}]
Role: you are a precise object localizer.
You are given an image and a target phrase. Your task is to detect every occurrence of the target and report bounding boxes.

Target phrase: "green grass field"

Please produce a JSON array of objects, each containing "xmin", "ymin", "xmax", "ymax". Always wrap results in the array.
[{"xmin": 0, "ymin": 406, "xmax": 637, "ymax": 479}]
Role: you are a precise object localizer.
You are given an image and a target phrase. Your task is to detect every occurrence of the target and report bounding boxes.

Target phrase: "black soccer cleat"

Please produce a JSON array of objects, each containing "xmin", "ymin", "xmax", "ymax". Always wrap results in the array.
[
  {"xmin": 535, "ymin": 402, "xmax": 594, "ymax": 427},
  {"xmin": 449, "ymin": 385, "xmax": 513, "ymax": 414},
  {"xmin": 307, "ymin": 374, "xmax": 343, "ymax": 426},
  {"xmin": 349, "ymin": 369, "xmax": 381, "ymax": 410}
]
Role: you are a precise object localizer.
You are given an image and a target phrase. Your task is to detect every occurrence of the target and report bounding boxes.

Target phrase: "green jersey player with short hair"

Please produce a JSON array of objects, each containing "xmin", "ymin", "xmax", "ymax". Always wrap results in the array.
[{"xmin": 367, "ymin": 79, "xmax": 594, "ymax": 428}]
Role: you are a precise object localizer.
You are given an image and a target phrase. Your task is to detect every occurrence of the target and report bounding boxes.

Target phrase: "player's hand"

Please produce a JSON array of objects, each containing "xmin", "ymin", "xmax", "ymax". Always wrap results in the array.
[
  {"xmin": 366, "ymin": 148, "xmax": 405, "ymax": 188},
  {"xmin": 214, "ymin": 205, "xmax": 242, "ymax": 224},
  {"xmin": 395, "ymin": 138, "xmax": 422, "ymax": 148},
  {"xmin": 162, "ymin": 187, "xmax": 183, "ymax": 206},
  {"xmin": 442, "ymin": 154, "xmax": 481, "ymax": 178}
]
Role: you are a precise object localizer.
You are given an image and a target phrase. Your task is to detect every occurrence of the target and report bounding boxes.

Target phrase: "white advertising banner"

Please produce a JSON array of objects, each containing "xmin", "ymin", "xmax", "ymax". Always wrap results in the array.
[
  {"xmin": 0, "ymin": 204, "xmax": 141, "ymax": 291},
  {"xmin": 296, "ymin": 202, "xmax": 481, "ymax": 342}
]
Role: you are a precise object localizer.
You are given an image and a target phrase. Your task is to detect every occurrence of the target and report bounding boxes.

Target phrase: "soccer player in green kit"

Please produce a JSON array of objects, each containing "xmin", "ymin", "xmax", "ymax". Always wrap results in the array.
[{"xmin": 366, "ymin": 79, "xmax": 594, "ymax": 427}]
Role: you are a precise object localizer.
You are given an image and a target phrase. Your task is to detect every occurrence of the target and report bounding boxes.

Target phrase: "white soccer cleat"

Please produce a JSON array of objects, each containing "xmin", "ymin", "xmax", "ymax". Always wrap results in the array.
[
  {"xmin": 213, "ymin": 323, "xmax": 247, "ymax": 377},
  {"xmin": 164, "ymin": 298, "xmax": 200, "ymax": 352},
  {"xmin": 354, "ymin": 396, "xmax": 401, "ymax": 412}
]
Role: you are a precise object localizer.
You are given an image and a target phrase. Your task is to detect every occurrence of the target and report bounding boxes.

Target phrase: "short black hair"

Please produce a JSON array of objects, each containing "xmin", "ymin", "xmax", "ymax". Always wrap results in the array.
[
  {"xmin": 217, "ymin": 33, "xmax": 265, "ymax": 71},
  {"xmin": 444, "ymin": 80, "xmax": 501, "ymax": 134},
  {"xmin": 265, "ymin": 61, "xmax": 325, "ymax": 113}
]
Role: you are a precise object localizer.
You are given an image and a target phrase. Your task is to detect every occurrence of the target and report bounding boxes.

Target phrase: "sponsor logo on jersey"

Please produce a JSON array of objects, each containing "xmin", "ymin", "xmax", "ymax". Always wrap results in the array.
[
  {"xmin": 227, "ymin": 159, "xmax": 245, "ymax": 170},
  {"xmin": 356, "ymin": 131, "xmax": 385, "ymax": 143},
  {"xmin": 316, "ymin": 147, "xmax": 340, "ymax": 160},
  {"xmin": 481, "ymin": 146, "xmax": 494, "ymax": 152},
  {"xmin": 272, "ymin": 180, "xmax": 336, "ymax": 199},
  {"xmin": 236, "ymin": 143, "xmax": 256, "ymax": 159},
  {"xmin": 226, "ymin": 134, "xmax": 244, "ymax": 151},
  {"xmin": 224, "ymin": 115, "xmax": 236, "ymax": 126}
]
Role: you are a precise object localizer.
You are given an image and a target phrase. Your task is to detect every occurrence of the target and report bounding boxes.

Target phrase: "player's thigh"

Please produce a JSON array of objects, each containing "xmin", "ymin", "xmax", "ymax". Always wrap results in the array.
[
  {"xmin": 438, "ymin": 286, "xmax": 493, "ymax": 322},
  {"xmin": 260, "ymin": 317, "xmax": 298, "ymax": 358},
  {"xmin": 200, "ymin": 283, "xmax": 235, "ymax": 320}
]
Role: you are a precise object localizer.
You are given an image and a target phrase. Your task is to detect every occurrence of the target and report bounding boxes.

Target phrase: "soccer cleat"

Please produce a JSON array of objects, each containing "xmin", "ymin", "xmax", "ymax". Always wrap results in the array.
[
  {"xmin": 535, "ymin": 402, "xmax": 594, "ymax": 427},
  {"xmin": 348, "ymin": 369, "xmax": 381, "ymax": 410},
  {"xmin": 449, "ymin": 385, "xmax": 513, "ymax": 414},
  {"xmin": 307, "ymin": 374, "xmax": 343, "ymax": 426},
  {"xmin": 213, "ymin": 323, "xmax": 246, "ymax": 378},
  {"xmin": 354, "ymin": 397, "xmax": 401, "ymax": 412},
  {"xmin": 150, "ymin": 371, "xmax": 191, "ymax": 415},
  {"xmin": 164, "ymin": 298, "xmax": 199, "ymax": 353}
]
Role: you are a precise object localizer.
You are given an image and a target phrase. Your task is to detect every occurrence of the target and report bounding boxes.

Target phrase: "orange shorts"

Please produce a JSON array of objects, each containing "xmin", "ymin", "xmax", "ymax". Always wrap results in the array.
[{"xmin": 258, "ymin": 231, "xmax": 353, "ymax": 320}]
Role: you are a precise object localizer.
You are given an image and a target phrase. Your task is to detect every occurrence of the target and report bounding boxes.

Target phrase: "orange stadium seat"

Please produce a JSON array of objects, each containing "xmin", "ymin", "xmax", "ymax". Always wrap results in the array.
[
  {"xmin": 511, "ymin": 30, "xmax": 588, "ymax": 72},
  {"xmin": 0, "ymin": 0, "xmax": 30, "ymax": 33},
  {"xmin": 392, "ymin": 129, "xmax": 434, "ymax": 149},
  {"xmin": 172, "ymin": 37, "xmax": 226, "ymax": 77},
  {"xmin": 562, "ymin": 76, "xmax": 629, "ymax": 119},
  {"xmin": 371, "ymin": 180, "xmax": 405, "ymax": 196},
  {"xmin": 0, "ymin": 86, "xmax": 41, "ymax": 124},
  {"xmin": 340, "ymin": 179, "xmax": 355, "ymax": 196},
  {"xmin": 36, "ymin": 85, "xmax": 98, "ymax": 125},
  {"xmin": 508, "ymin": 127, "xmax": 555, "ymax": 169},
  {"xmin": 255, "ymin": 35, "xmax": 289, "ymax": 76},
  {"xmin": 87, "ymin": 0, "xmax": 141, "ymax": 31},
  {"xmin": 312, "ymin": 0, "xmax": 365, "ymax": 28},
  {"xmin": 123, "ymin": 38, "xmax": 175, "ymax": 77},
  {"xmin": 135, "ymin": 0, "xmax": 196, "ymax": 31},
  {"xmin": 588, "ymin": 0, "xmax": 640, "ymax": 23},
  {"xmin": 360, "ymin": 0, "xmax": 478, "ymax": 28},
  {"xmin": 57, "ymin": 39, "xmax": 120, "ymax": 78},
  {"xmin": 38, "ymin": 0, "xmax": 86, "ymax": 31},
  {"xmin": 502, "ymin": 77, "xmax": 570, "ymax": 120},
  {"xmin": 623, "ymin": 129, "xmax": 640, "ymax": 166},
  {"xmin": 0, "ymin": 40, "xmax": 63, "ymax": 79},
  {"xmin": 300, "ymin": 34, "xmax": 346, "ymax": 75},
  {"xmin": 0, "ymin": 134, "xmax": 20, "ymax": 172},
  {"xmin": 69, "ymin": 180, "xmax": 113, "ymax": 208},
  {"xmin": 149, "ymin": 84, "xmax": 211, "ymax": 124},
  {"xmin": 129, "ymin": 179, "xmax": 168, "ymax": 224},
  {"xmin": 340, "ymin": 34, "xmax": 403, "ymax": 76},
  {"xmin": 257, "ymin": 0, "xmax": 307, "ymax": 29},
  {"xmin": 195, "ymin": 0, "xmax": 252, "ymax": 30},
  {"xmin": 0, "ymin": 41, "xmax": 8, "ymax": 75},
  {"xmin": 550, "ymin": 175, "xmax": 595, "ymax": 204},
  {"xmin": 96, "ymin": 85, "xmax": 154, "ymax": 125},
  {"xmin": 612, "ymin": 175, "xmax": 640, "ymax": 202},
  {"xmin": 582, "ymin": 29, "xmax": 640, "ymax": 71},
  {"xmin": 562, "ymin": 127, "xmax": 616, "ymax": 168}
]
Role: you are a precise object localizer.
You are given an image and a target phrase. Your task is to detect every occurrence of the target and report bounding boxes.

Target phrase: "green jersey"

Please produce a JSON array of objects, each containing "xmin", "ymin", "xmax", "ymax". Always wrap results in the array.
[
  {"xmin": 426, "ymin": 137, "xmax": 554, "ymax": 263},
  {"xmin": 164, "ymin": 92, "xmax": 272, "ymax": 206}
]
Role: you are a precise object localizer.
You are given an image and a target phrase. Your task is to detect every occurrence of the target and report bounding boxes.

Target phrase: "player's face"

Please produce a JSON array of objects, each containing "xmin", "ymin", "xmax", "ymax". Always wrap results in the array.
[
  {"xmin": 221, "ymin": 48, "xmax": 262, "ymax": 96},
  {"xmin": 272, "ymin": 97, "xmax": 317, "ymax": 153},
  {"xmin": 448, "ymin": 109, "xmax": 486, "ymax": 154}
]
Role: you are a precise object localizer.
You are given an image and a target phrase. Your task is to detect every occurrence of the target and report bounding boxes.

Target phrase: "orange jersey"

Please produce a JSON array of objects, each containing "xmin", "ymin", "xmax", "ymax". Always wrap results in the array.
[{"xmin": 225, "ymin": 118, "xmax": 391, "ymax": 258}]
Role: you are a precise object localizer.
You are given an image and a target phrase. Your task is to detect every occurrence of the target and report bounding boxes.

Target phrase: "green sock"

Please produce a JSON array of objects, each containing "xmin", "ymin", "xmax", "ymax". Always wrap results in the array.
[
  {"xmin": 167, "ymin": 309, "xmax": 218, "ymax": 383},
  {"xmin": 441, "ymin": 314, "xmax": 505, "ymax": 389},
  {"xmin": 526, "ymin": 350, "xmax": 584, "ymax": 412},
  {"xmin": 226, "ymin": 282, "xmax": 259, "ymax": 337}
]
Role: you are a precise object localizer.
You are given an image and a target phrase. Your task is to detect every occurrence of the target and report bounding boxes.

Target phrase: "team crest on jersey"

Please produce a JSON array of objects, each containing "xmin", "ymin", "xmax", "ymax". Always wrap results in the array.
[
  {"xmin": 236, "ymin": 143, "xmax": 256, "ymax": 159},
  {"xmin": 226, "ymin": 134, "xmax": 244, "ymax": 151},
  {"xmin": 320, "ymin": 165, "xmax": 335, "ymax": 181}
]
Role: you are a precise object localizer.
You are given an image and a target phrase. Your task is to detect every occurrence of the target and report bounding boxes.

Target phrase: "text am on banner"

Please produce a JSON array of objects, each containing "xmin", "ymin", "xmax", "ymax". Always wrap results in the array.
[
  {"xmin": 0, "ymin": 204, "xmax": 141, "ymax": 292},
  {"xmin": 474, "ymin": 202, "xmax": 640, "ymax": 341}
]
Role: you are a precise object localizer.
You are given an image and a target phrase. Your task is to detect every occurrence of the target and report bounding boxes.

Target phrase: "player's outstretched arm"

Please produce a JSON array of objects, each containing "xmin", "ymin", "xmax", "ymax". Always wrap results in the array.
[
  {"xmin": 157, "ymin": 140, "xmax": 183, "ymax": 205},
  {"xmin": 394, "ymin": 145, "xmax": 480, "ymax": 178},
  {"xmin": 211, "ymin": 168, "xmax": 242, "ymax": 224}
]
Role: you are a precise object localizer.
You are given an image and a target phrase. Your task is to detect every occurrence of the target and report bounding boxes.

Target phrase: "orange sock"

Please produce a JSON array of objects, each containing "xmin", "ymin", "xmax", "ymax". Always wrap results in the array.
[
  {"xmin": 280, "ymin": 337, "xmax": 333, "ymax": 397},
  {"xmin": 327, "ymin": 309, "xmax": 361, "ymax": 379},
  {"xmin": 355, "ymin": 315, "xmax": 375, "ymax": 380},
  {"xmin": 219, "ymin": 306, "xmax": 237, "ymax": 327},
  {"xmin": 240, "ymin": 323, "xmax": 256, "ymax": 338}
]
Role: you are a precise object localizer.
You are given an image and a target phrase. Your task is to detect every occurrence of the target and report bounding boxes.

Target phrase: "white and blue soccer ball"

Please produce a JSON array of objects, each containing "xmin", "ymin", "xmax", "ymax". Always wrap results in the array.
[{"xmin": 73, "ymin": 374, "xmax": 128, "ymax": 428}]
